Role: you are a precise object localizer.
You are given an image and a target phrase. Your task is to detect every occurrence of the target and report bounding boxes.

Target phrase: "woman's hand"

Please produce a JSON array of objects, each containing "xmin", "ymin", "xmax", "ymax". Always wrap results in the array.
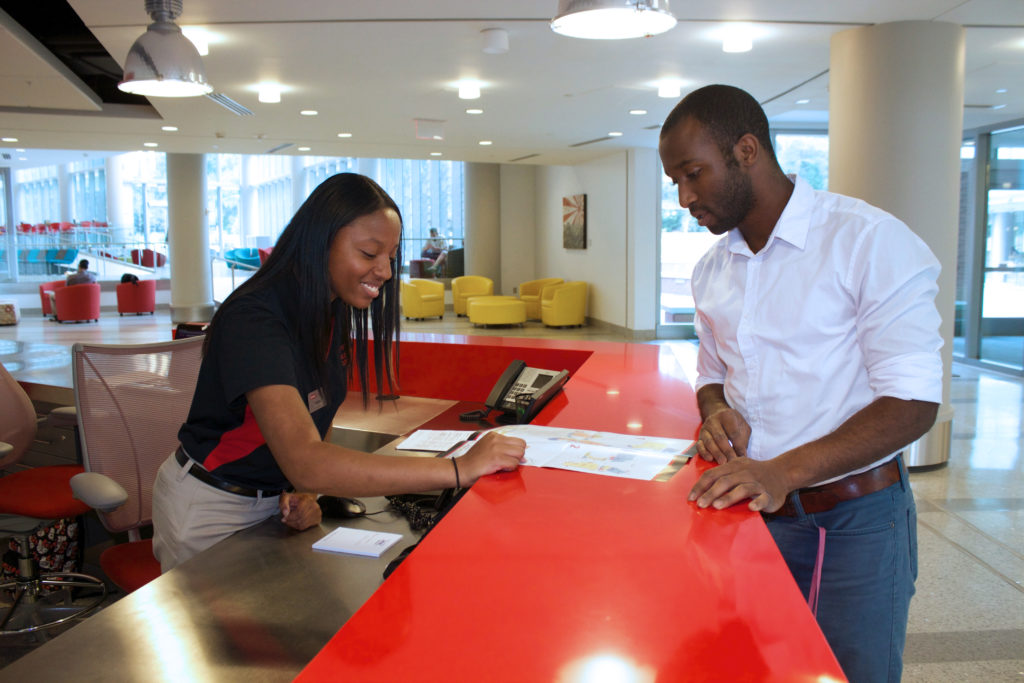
[
  {"xmin": 455, "ymin": 431, "xmax": 527, "ymax": 486},
  {"xmin": 279, "ymin": 491, "xmax": 322, "ymax": 530}
]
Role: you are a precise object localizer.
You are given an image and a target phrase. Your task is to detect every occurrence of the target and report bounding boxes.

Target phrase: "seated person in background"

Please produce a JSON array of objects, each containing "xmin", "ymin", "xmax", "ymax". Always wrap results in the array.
[
  {"xmin": 151, "ymin": 173, "xmax": 526, "ymax": 572},
  {"xmin": 421, "ymin": 228, "xmax": 448, "ymax": 275},
  {"xmin": 66, "ymin": 259, "xmax": 97, "ymax": 286}
]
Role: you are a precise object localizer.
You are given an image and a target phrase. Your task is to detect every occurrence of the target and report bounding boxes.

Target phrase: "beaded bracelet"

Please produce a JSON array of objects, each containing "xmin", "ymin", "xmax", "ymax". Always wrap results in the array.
[{"xmin": 451, "ymin": 457, "xmax": 461, "ymax": 489}]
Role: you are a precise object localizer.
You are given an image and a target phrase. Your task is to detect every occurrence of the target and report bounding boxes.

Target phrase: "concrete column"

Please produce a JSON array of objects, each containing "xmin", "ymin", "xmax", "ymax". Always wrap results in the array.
[
  {"xmin": 829, "ymin": 20, "xmax": 964, "ymax": 462},
  {"xmin": 626, "ymin": 148, "xmax": 659, "ymax": 336},
  {"xmin": 464, "ymin": 162, "xmax": 501, "ymax": 289},
  {"xmin": 166, "ymin": 153, "xmax": 214, "ymax": 323},
  {"xmin": 105, "ymin": 156, "xmax": 132, "ymax": 229},
  {"xmin": 58, "ymin": 165, "xmax": 71, "ymax": 223}
]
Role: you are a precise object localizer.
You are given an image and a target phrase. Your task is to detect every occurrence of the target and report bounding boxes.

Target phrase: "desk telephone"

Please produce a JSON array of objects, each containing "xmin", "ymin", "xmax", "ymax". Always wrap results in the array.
[{"xmin": 484, "ymin": 360, "xmax": 569, "ymax": 423}]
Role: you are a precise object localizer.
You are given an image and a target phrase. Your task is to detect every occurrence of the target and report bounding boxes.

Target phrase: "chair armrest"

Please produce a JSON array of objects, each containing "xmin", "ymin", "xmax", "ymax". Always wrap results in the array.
[
  {"xmin": 71, "ymin": 472, "xmax": 128, "ymax": 512},
  {"xmin": 0, "ymin": 441, "xmax": 12, "ymax": 461}
]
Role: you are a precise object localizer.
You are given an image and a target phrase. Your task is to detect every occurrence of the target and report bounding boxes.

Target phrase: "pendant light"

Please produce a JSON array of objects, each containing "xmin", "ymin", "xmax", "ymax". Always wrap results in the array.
[
  {"xmin": 118, "ymin": 0, "xmax": 213, "ymax": 97},
  {"xmin": 551, "ymin": 0, "xmax": 677, "ymax": 40}
]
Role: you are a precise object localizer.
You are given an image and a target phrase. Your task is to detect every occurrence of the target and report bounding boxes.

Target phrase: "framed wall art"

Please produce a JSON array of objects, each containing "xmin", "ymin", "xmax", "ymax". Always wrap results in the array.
[{"xmin": 562, "ymin": 193, "xmax": 587, "ymax": 249}]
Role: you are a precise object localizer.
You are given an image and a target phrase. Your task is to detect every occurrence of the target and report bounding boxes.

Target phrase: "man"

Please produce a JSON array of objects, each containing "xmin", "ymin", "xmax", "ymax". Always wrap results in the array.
[
  {"xmin": 66, "ymin": 259, "xmax": 97, "ymax": 286},
  {"xmin": 659, "ymin": 84, "xmax": 942, "ymax": 682}
]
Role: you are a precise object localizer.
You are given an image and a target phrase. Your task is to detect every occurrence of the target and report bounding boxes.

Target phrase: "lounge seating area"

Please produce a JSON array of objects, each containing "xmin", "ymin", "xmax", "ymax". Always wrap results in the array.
[
  {"xmin": 400, "ymin": 274, "xmax": 589, "ymax": 329},
  {"xmin": 54, "ymin": 283, "xmax": 101, "ymax": 323}
]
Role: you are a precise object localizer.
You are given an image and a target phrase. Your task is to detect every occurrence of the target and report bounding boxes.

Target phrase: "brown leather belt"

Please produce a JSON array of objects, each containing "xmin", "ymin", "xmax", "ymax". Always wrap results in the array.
[
  {"xmin": 764, "ymin": 456, "xmax": 902, "ymax": 517},
  {"xmin": 175, "ymin": 446, "xmax": 286, "ymax": 498}
]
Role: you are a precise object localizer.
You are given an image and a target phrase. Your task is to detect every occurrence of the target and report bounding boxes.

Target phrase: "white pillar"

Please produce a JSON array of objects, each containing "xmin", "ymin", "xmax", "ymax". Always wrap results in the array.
[
  {"xmin": 464, "ymin": 162, "xmax": 501, "ymax": 289},
  {"xmin": 166, "ymin": 153, "xmax": 214, "ymax": 323},
  {"xmin": 105, "ymin": 156, "xmax": 133, "ymax": 229},
  {"xmin": 829, "ymin": 20, "xmax": 964, "ymax": 462}
]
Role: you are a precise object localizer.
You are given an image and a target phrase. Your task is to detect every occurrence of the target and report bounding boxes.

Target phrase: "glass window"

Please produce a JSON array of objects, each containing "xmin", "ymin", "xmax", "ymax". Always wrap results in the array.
[
  {"xmin": 980, "ymin": 126, "xmax": 1024, "ymax": 370},
  {"xmin": 774, "ymin": 133, "xmax": 829, "ymax": 190}
]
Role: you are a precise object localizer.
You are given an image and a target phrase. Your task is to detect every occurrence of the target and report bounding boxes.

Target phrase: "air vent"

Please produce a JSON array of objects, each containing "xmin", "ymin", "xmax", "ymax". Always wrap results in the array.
[
  {"xmin": 644, "ymin": 124, "xmax": 660, "ymax": 130},
  {"xmin": 206, "ymin": 93, "xmax": 254, "ymax": 116},
  {"xmin": 569, "ymin": 136, "xmax": 613, "ymax": 148},
  {"xmin": 507, "ymin": 153, "xmax": 539, "ymax": 162},
  {"xmin": 265, "ymin": 143, "xmax": 293, "ymax": 154}
]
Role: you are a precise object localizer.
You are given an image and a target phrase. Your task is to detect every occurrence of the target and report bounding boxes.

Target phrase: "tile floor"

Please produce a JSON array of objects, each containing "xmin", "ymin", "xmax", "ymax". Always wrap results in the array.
[{"xmin": 1, "ymin": 306, "xmax": 1022, "ymax": 680}]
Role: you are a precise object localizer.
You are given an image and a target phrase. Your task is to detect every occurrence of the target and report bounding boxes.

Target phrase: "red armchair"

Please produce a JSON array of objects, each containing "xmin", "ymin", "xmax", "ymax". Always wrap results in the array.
[
  {"xmin": 54, "ymin": 283, "xmax": 100, "ymax": 323},
  {"xmin": 131, "ymin": 248, "xmax": 167, "ymax": 268},
  {"xmin": 116, "ymin": 279, "xmax": 156, "ymax": 316},
  {"xmin": 39, "ymin": 280, "xmax": 66, "ymax": 317}
]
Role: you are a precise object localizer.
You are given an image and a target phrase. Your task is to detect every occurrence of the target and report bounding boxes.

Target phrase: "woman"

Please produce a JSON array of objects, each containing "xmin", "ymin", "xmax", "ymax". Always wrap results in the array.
[{"xmin": 152, "ymin": 173, "xmax": 525, "ymax": 571}]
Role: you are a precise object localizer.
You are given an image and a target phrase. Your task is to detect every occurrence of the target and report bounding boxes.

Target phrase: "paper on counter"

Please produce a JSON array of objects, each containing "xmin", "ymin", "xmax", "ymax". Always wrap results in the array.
[
  {"xmin": 396, "ymin": 429, "xmax": 477, "ymax": 453},
  {"xmin": 312, "ymin": 527, "xmax": 403, "ymax": 558}
]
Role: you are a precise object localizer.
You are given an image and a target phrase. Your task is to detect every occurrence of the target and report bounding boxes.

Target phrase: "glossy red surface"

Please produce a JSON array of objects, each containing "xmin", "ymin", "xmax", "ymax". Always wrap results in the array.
[{"xmin": 304, "ymin": 335, "xmax": 846, "ymax": 681}]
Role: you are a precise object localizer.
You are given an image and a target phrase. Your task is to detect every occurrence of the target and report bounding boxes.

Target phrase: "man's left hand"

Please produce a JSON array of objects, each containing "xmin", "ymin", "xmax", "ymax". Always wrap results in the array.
[
  {"xmin": 688, "ymin": 457, "xmax": 791, "ymax": 513},
  {"xmin": 279, "ymin": 492, "xmax": 322, "ymax": 530}
]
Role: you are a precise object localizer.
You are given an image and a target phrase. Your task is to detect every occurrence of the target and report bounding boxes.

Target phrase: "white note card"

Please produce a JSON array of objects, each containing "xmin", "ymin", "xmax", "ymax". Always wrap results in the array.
[{"xmin": 312, "ymin": 527, "xmax": 403, "ymax": 558}]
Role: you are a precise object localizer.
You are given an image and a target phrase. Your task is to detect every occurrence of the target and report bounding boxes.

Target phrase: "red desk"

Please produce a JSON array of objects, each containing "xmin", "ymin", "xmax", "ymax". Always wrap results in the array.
[{"xmin": 300, "ymin": 334, "xmax": 845, "ymax": 681}]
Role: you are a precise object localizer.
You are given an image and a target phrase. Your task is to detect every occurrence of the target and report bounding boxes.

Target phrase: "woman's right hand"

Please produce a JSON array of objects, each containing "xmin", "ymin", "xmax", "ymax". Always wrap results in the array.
[{"xmin": 455, "ymin": 431, "xmax": 527, "ymax": 485}]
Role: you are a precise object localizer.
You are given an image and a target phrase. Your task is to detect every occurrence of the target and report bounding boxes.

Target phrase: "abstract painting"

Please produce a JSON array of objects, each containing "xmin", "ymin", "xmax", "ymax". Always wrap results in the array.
[{"xmin": 562, "ymin": 194, "xmax": 587, "ymax": 249}]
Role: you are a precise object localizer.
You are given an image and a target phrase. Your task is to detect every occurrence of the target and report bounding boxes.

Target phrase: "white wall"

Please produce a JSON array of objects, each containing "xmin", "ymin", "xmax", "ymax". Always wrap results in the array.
[{"xmin": 498, "ymin": 164, "xmax": 537, "ymax": 295}]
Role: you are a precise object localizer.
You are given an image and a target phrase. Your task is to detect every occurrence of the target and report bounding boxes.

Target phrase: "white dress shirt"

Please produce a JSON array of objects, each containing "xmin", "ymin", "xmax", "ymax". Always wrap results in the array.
[{"xmin": 692, "ymin": 176, "xmax": 942, "ymax": 482}]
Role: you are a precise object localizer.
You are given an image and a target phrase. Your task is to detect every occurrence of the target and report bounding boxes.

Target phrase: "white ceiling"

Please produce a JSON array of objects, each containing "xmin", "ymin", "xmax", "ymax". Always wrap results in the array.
[{"xmin": 1, "ymin": 0, "xmax": 1022, "ymax": 170}]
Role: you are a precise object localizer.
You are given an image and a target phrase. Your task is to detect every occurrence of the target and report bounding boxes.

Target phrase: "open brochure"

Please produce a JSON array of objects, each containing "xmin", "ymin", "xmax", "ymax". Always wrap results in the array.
[{"xmin": 445, "ymin": 424, "xmax": 695, "ymax": 482}]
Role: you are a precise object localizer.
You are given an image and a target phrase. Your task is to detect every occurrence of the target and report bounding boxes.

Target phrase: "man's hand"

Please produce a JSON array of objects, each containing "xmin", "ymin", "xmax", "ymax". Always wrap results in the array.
[
  {"xmin": 688, "ymin": 457, "xmax": 792, "ymax": 513},
  {"xmin": 279, "ymin": 491, "xmax": 322, "ymax": 530},
  {"xmin": 696, "ymin": 407, "xmax": 751, "ymax": 464}
]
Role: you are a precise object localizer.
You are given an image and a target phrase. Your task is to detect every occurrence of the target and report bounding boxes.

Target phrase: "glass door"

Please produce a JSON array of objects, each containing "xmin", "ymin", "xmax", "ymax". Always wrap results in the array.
[{"xmin": 980, "ymin": 126, "xmax": 1024, "ymax": 371}]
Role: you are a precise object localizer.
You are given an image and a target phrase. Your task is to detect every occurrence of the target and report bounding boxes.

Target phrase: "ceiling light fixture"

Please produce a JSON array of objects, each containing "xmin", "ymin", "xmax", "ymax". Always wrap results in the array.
[
  {"xmin": 161, "ymin": 125, "xmax": 178, "ymax": 131},
  {"xmin": 118, "ymin": 0, "xmax": 213, "ymax": 97},
  {"xmin": 479, "ymin": 140, "xmax": 493, "ymax": 146},
  {"xmin": 657, "ymin": 82, "xmax": 681, "ymax": 98},
  {"xmin": 629, "ymin": 108, "xmax": 647, "ymax": 115},
  {"xmin": 608, "ymin": 131, "xmax": 623, "ymax": 137},
  {"xmin": 300, "ymin": 110, "xmax": 318, "ymax": 116},
  {"xmin": 2, "ymin": 137, "xmax": 18, "ymax": 143},
  {"xmin": 144, "ymin": 142, "xmax": 158, "ymax": 147},
  {"xmin": 458, "ymin": 81, "xmax": 481, "ymax": 100},
  {"xmin": 551, "ymin": 0, "xmax": 677, "ymax": 40},
  {"xmin": 258, "ymin": 83, "xmax": 282, "ymax": 103},
  {"xmin": 466, "ymin": 108, "xmax": 484, "ymax": 115},
  {"xmin": 181, "ymin": 26, "xmax": 209, "ymax": 56},
  {"xmin": 721, "ymin": 23, "xmax": 754, "ymax": 53},
  {"xmin": 482, "ymin": 28, "xmax": 509, "ymax": 54},
  {"xmin": 337, "ymin": 132, "xmax": 352, "ymax": 138}
]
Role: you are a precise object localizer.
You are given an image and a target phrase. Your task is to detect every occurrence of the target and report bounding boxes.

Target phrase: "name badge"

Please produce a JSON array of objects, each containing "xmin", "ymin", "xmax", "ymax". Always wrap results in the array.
[{"xmin": 307, "ymin": 389, "xmax": 326, "ymax": 413}]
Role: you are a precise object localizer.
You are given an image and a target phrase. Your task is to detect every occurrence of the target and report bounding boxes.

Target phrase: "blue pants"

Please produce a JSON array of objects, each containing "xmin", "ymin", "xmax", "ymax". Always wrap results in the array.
[{"xmin": 763, "ymin": 458, "xmax": 917, "ymax": 683}]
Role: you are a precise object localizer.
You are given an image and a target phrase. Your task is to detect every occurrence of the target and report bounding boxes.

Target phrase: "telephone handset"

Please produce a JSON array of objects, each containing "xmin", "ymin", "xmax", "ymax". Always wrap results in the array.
[{"xmin": 484, "ymin": 360, "xmax": 569, "ymax": 424}]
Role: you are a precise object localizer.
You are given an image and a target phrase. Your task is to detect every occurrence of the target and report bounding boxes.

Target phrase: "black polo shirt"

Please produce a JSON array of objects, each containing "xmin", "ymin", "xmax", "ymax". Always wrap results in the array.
[{"xmin": 178, "ymin": 283, "xmax": 347, "ymax": 490}]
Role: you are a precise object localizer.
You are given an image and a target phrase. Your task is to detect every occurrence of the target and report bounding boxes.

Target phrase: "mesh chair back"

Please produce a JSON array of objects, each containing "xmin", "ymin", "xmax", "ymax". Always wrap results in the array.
[{"xmin": 72, "ymin": 337, "xmax": 203, "ymax": 534}]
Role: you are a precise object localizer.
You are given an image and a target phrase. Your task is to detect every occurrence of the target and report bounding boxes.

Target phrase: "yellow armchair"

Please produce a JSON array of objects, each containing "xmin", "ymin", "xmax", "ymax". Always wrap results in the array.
[
  {"xmin": 401, "ymin": 278, "xmax": 445, "ymax": 319},
  {"xmin": 541, "ymin": 281, "xmax": 588, "ymax": 327},
  {"xmin": 518, "ymin": 278, "xmax": 564, "ymax": 320},
  {"xmin": 451, "ymin": 275, "xmax": 494, "ymax": 316}
]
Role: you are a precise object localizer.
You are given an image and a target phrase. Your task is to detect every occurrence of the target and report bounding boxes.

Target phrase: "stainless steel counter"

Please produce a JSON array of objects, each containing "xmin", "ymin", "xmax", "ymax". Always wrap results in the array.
[
  {"xmin": 4, "ymin": 499, "xmax": 419, "ymax": 682},
  {"xmin": 3, "ymin": 395, "xmax": 461, "ymax": 682}
]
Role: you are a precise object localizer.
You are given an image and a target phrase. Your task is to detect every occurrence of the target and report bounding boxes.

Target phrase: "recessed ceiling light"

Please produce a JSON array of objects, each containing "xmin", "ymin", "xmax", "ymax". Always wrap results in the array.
[
  {"xmin": 258, "ymin": 83, "xmax": 282, "ymax": 104},
  {"xmin": 466, "ymin": 108, "xmax": 484, "ymax": 115},
  {"xmin": 298, "ymin": 146, "xmax": 311, "ymax": 151},
  {"xmin": 430, "ymin": 152, "xmax": 443, "ymax": 156},
  {"xmin": 144, "ymin": 142, "xmax": 158, "ymax": 147},
  {"xmin": 337, "ymin": 132, "xmax": 352, "ymax": 138},
  {"xmin": 628, "ymin": 109, "xmax": 646, "ymax": 116},
  {"xmin": 2, "ymin": 137, "xmax": 18, "ymax": 143},
  {"xmin": 657, "ymin": 83, "xmax": 681, "ymax": 98},
  {"xmin": 992, "ymin": 104, "xmax": 1007, "ymax": 110},
  {"xmin": 300, "ymin": 110, "xmax": 318, "ymax": 116},
  {"xmin": 458, "ymin": 82, "xmax": 481, "ymax": 100},
  {"xmin": 608, "ymin": 131, "xmax": 623, "ymax": 137},
  {"xmin": 722, "ymin": 23, "xmax": 754, "ymax": 53},
  {"xmin": 15, "ymin": 148, "xmax": 25, "ymax": 152},
  {"xmin": 796, "ymin": 99, "xmax": 810, "ymax": 104},
  {"xmin": 996, "ymin": 88, "xmax": 1008, "ymax": 94},
  {"xmin": 161, "ymin": 125, "xmax": 179, "ymax": 132},
  {"xmin": 479, "ymin": 140, "xmax": 493, "ymax": 146}
]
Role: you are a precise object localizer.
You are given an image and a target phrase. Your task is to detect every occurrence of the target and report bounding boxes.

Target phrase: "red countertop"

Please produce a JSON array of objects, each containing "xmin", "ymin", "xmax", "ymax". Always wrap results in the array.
[{"xmin": 304, "ymin": 333, "xmax": 846, "ymax": 682}]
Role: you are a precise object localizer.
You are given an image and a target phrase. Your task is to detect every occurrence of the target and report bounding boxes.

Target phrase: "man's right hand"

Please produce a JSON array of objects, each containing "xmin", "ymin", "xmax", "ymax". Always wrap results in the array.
[{"xmin": 696, "ymin": 408, "xmax": 751, "ymax": 464}]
